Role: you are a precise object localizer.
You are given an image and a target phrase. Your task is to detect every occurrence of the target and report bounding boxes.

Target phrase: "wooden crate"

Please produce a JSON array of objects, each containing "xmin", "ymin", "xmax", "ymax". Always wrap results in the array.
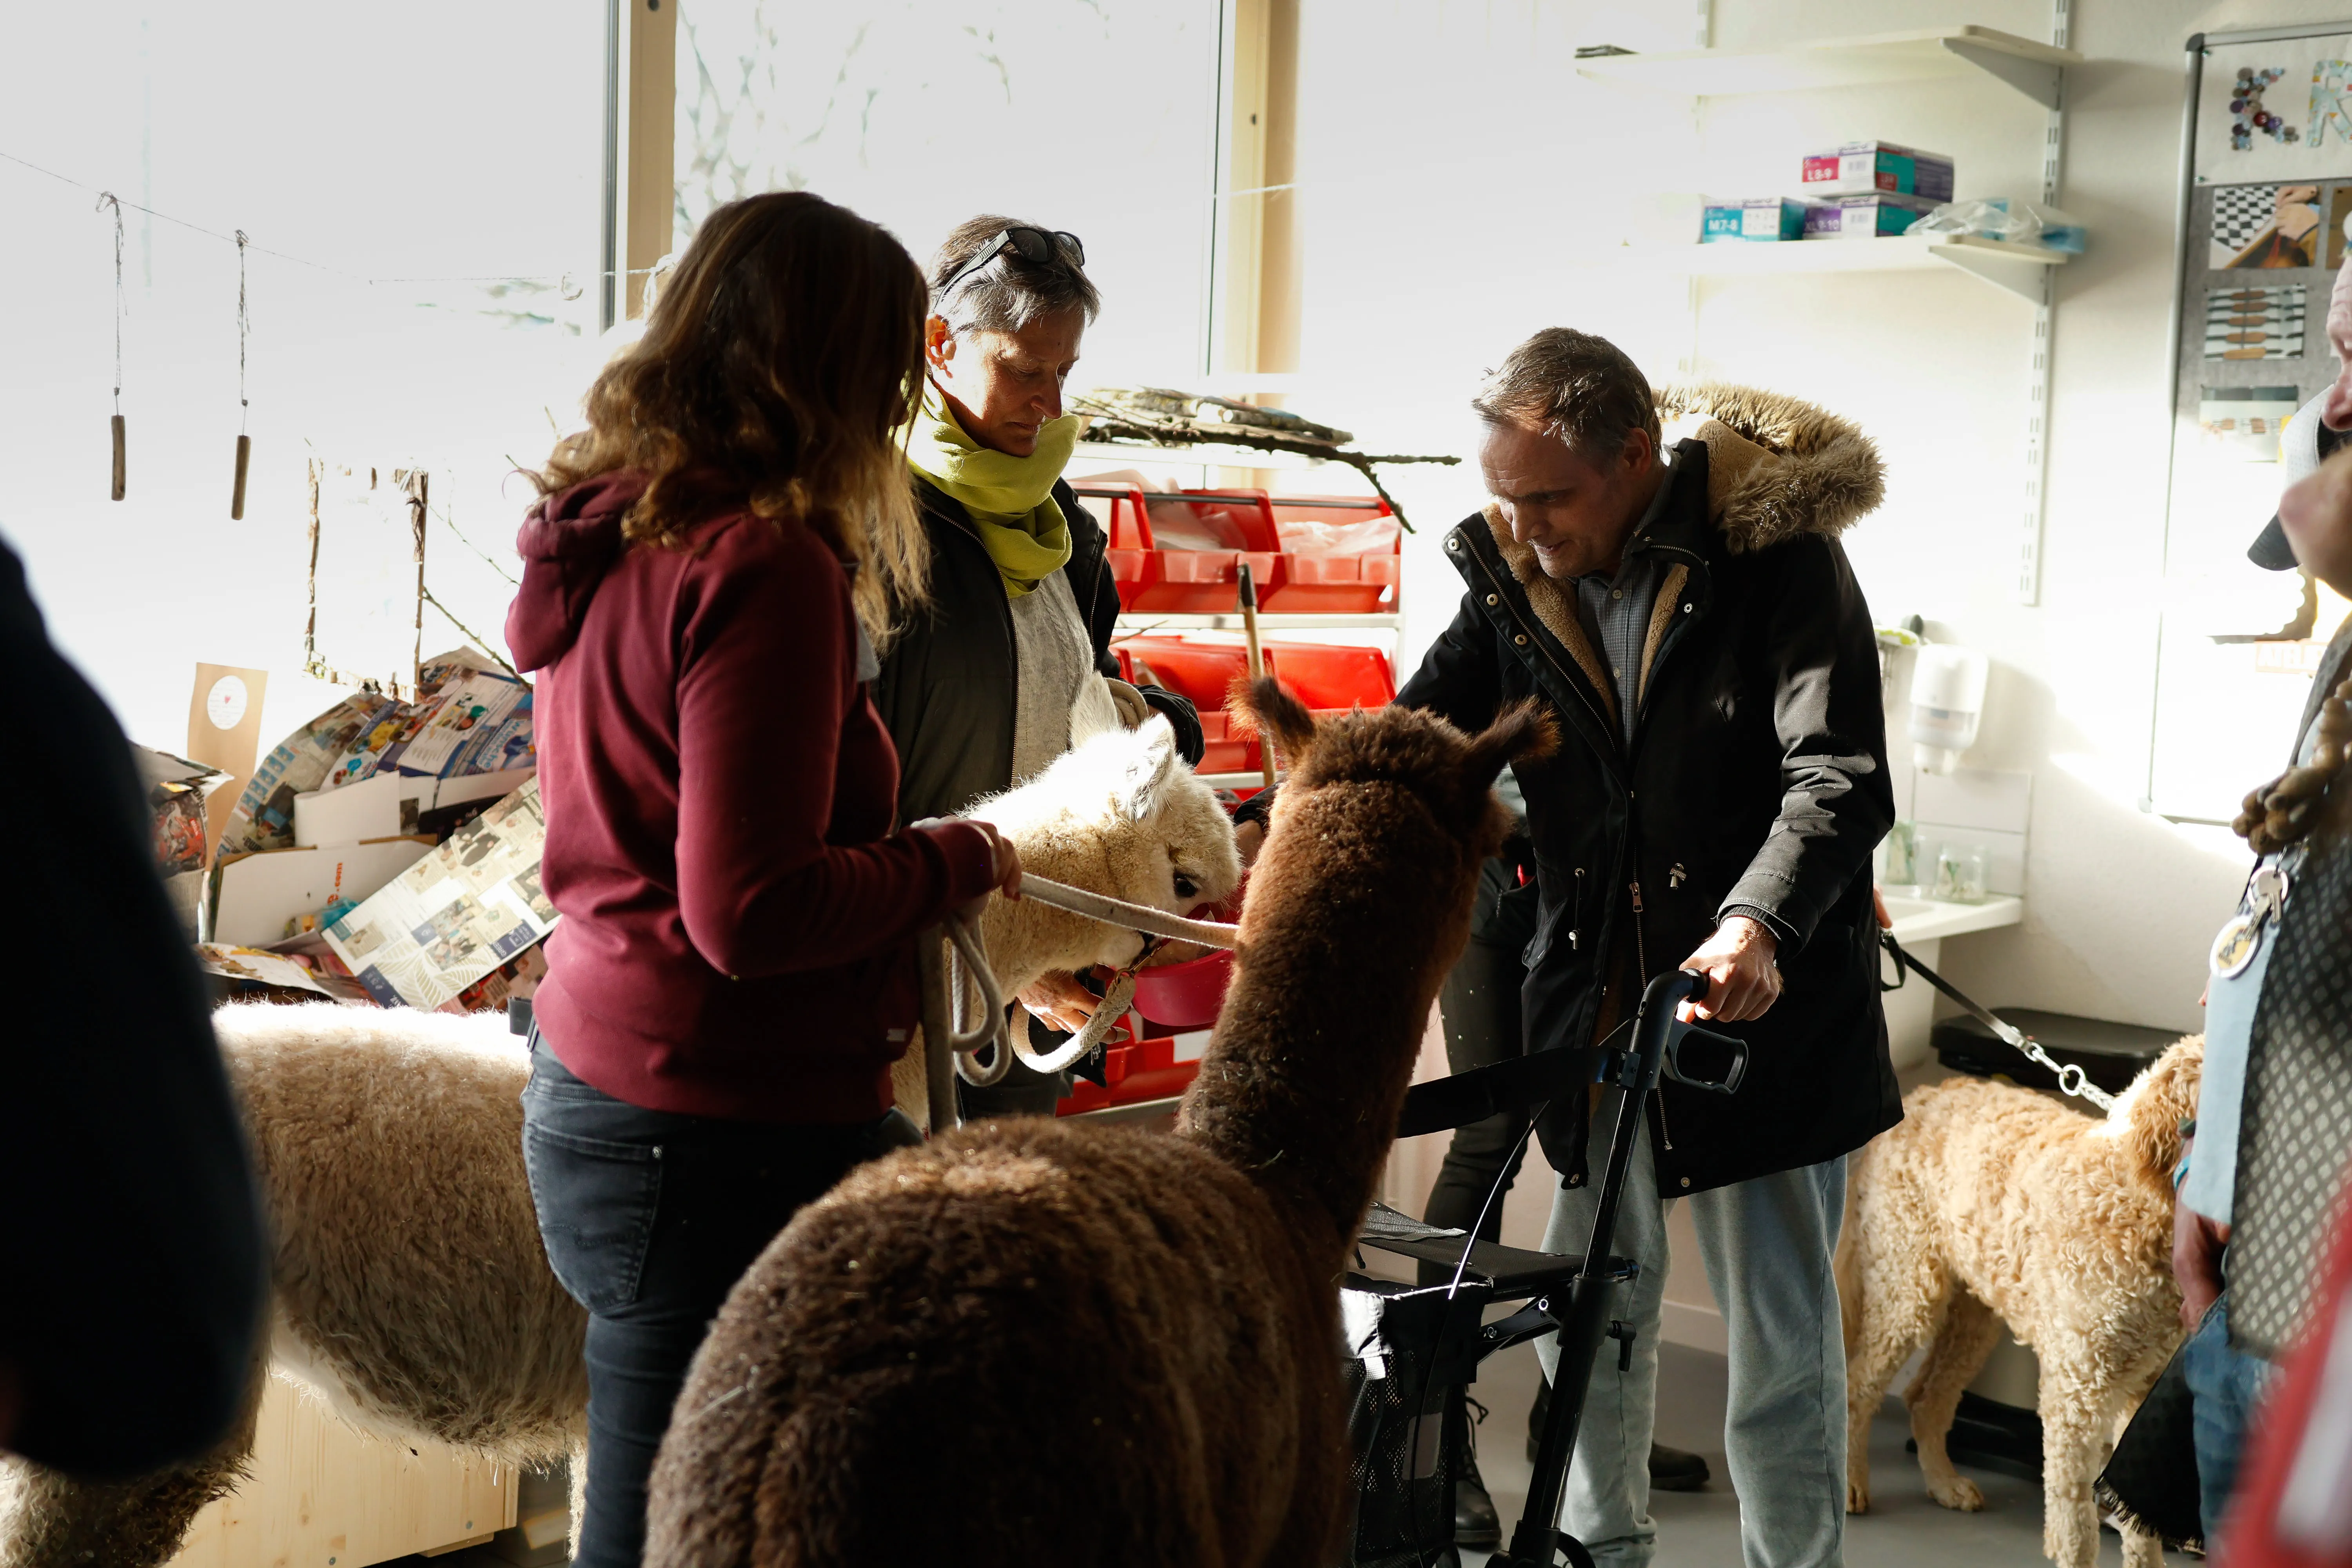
[{"xmin": 168, "ymin": 1376, "xmax": 517, "ymax": 1568}]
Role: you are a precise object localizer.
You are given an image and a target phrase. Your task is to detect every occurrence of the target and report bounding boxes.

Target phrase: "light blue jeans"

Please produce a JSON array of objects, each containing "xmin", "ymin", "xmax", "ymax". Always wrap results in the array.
[
  {"xmin": 1535, "ymin": 1091, "xmax": 1849, "ymax": 1568},
  {"xmin": 2183, "ymin": 1290, "xmax": 2273, "ymax": 1544}
]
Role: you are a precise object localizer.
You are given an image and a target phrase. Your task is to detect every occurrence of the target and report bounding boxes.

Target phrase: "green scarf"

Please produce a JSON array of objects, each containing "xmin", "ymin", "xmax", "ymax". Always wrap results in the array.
[{"xmin": 906, "ymin": 381, "xmax": 1080, "ymax": 597}]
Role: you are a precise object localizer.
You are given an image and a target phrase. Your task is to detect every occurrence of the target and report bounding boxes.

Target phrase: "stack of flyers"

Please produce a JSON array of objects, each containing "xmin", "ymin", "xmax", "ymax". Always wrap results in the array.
[
  {"xmin": 220, "ymin": 696, "xmax": 383, "ymax": 853},
  {"xmin": 323, "ymin": 779, "xmax": 558, "ymax": 1009}
]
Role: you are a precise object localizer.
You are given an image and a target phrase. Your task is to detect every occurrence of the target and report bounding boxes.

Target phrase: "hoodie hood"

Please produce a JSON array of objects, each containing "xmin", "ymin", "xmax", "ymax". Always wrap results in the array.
[
  {"xmin": 506, "ymin": 469, "xmax": 649, "ymax": 673},
  {"xmin": 1651, "ymin": 382, "xmax": 1884, "ymax": 553}
]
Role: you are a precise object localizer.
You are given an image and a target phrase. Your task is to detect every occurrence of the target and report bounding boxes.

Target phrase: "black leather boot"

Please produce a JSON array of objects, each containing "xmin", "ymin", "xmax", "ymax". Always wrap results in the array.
[
  {"xmin": 1455, "ymin": 1395, "xmax": 1501, "ymax": 1548},
  {"xmin": 1524, "ymin": 1373, "xmax": 1711, "ymax": 1489}
]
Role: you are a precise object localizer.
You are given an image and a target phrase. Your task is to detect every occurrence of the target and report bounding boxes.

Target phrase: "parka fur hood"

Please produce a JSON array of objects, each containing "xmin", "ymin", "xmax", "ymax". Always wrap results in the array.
[{"xmin": 1651, "ymin": 381, "xmax": 1885, "ymax": 552}]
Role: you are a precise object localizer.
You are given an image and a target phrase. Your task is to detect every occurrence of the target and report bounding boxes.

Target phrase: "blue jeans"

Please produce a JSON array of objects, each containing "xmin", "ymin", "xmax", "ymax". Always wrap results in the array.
[
  {"xmin": 2183, "ymin": 1290, "xmax": 2273, "ymax": 1543},
  {"xmin": 520, "ymin": 1034, "xmax": 920, "ymax": 1568},
  {"xmin": 1535, "ymin": 1093, "xmax": 1849, "ymax": 1568}
]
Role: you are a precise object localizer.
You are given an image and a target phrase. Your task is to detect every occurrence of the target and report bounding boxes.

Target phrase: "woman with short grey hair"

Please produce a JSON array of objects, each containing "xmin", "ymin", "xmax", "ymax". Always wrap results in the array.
[{"xmin": 871, "ymin": 214, "xmax": 1203, "ymax": 1118}]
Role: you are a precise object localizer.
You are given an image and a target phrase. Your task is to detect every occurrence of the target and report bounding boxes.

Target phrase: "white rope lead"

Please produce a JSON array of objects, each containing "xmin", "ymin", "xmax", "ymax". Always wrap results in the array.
[{"xmin": 1014, "ymin": 873, "xmax": 1241, "ymax": 951}]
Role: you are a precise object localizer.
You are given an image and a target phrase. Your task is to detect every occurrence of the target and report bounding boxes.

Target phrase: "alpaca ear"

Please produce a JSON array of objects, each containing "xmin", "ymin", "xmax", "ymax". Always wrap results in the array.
[
  {"xmin": 1116, "ymin": 716, "xmax": 1180, "ymax": 824},
  {"xmin": 1465, "ymin": 700, "xmax": 1559, "ymax": 788},
  {"xmin": 1234, "ymin": 677, "xmax": 1317, "ymax": 766}
]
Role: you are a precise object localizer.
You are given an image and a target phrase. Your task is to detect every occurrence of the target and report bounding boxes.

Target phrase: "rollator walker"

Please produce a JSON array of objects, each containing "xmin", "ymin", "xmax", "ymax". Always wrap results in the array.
[{"xmin": 1344, "ymin": 968, "xmax": 1750, "ymax": 1568}]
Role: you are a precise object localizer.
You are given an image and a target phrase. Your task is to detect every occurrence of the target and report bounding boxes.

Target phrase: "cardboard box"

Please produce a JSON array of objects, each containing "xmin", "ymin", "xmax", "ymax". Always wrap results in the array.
[
  {"xmin": 291, "ymin": 767, "xmax": 535, "ymax": 849},
  {"xmin": 209, "ymin": 838, "xmax": 436, "ymax": 948},
  {"xmin": 1800, "ymin": 141, "xmax": 1954, "ymax": 202},
  {"xmin": 1803, "ymin": 192, "xmax": 1942, "ymax": 240},
  {"xmin": 1701, "ymin": 196, "xmax": 1815, "ymax": 243}
]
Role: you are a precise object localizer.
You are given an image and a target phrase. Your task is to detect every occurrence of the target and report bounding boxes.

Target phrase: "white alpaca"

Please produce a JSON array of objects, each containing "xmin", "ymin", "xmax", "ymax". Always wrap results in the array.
[{"xmin": 0, "ymin": 719, "xmax": 1238, "ymax": 1568}]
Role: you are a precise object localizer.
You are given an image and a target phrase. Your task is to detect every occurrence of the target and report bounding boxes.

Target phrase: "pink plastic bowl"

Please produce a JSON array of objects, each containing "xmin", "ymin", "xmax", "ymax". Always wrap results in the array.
[{"xmin": 1132, "ymin": 948, "xmax": 1233, "ymax": 1029}]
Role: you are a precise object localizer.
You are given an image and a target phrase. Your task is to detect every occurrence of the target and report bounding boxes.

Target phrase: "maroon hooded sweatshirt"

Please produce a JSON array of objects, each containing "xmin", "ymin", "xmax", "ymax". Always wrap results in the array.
[{"xmin": 507, "ymin": 470, "xmax": 997, "ymax": 1123}]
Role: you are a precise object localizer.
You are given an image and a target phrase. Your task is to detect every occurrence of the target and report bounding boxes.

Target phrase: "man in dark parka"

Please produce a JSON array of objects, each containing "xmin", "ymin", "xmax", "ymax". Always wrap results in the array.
[{"xmin": 1397, "ymin": 328, "xmax": 1898, "ymax": 1567}]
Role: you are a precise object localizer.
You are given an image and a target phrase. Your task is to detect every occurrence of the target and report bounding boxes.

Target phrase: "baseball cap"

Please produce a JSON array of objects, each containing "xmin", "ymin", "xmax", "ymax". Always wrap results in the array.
[{"xmin": 2251, "ymin": 389, "xmax": 2352, "ymax": 570}]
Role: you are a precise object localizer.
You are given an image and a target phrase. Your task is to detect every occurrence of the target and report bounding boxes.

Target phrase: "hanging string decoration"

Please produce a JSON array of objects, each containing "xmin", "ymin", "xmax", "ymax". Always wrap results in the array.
[
  {"xmin": 231, "ymin": 229, "xmax": 251, "ymax": 519},
  {"xmin": 99, "ymin": 191, "xmax": 125, "ymax": 500}
]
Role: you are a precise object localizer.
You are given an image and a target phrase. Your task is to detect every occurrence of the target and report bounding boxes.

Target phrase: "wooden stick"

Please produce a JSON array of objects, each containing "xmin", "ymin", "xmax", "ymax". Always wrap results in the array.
[
  {"xmin": 1238, "ymin": 560, "xmax": 1276, "ymax": 789},
  {"xmin": 110, "ymin": 415, "xmax": 126, "ymax": 501},
  {"xmin": 230, "ymin": 434, "xmax": 251, "ymax": 520}
]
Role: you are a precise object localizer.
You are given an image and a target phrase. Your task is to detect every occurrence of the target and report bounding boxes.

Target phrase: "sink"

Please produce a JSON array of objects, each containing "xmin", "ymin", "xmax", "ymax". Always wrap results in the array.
[{"xmin": 1881, "ymin": 891, "xmax": 2023, "ymax": 944}]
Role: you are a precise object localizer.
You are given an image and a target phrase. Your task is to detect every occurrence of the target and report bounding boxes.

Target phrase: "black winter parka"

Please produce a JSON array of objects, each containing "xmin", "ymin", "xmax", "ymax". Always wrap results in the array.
[
  {"xmin": 1397, "ymin": 385, "xmax": 1902, "ymax": 1196},
  {"xmin": 873, "ymin": 475, "xmax": 1198, "ymax": 824}
]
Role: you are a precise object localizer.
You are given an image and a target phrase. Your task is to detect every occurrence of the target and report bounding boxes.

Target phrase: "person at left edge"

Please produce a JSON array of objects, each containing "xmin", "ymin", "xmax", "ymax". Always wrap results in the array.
[{"xmin": 506, "ymin": 191, "xmax": 1019, "ymax": 1568}]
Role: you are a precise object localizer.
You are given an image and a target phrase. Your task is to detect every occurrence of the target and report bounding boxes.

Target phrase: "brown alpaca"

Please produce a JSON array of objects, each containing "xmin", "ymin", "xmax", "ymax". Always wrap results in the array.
[
  {"xmin": 642, "ymin": 682, "xmax": 1554, "ymax": 1568},
  {"xmin": 1839, "ymin": 1036, "xmax": 2205, "ymax": 1568}
]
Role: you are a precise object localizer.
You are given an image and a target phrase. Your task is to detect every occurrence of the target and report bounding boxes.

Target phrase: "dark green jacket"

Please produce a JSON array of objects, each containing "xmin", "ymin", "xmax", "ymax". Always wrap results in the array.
[
  {"xmin": 875, "ymin": 476, "xmax": 1197, "ymax": 824},
  {"xmin": 1397, "ymin": 385, "xmax": 1900, "ymax": 1195}
]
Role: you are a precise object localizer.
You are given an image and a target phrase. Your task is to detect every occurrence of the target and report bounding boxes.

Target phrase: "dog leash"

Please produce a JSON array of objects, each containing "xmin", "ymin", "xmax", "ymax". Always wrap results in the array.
[{"xmin": 1879, "ymin": 932, "xmax": 2118, "ymax": 1113}]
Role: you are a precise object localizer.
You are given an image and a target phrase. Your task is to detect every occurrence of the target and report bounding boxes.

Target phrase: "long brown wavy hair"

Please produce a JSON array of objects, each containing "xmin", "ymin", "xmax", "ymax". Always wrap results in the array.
[{"xmin": 536, "ymin": 191, "xmax": 929, "ymax": 643}]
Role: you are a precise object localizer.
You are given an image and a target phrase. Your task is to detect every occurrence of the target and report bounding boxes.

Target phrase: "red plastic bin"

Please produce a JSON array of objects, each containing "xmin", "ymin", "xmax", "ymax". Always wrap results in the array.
[
  {"xmin": 1262, "ymin": 642, "xmax": 1397, "ymax": 710},
  {"xmin": 1056, "ymin": 1031, "xmax": 1203, "ymax": 1116},
  {"xmin": 1259, "ymin": 492, "xmax": 1402, "ymax": 614}
]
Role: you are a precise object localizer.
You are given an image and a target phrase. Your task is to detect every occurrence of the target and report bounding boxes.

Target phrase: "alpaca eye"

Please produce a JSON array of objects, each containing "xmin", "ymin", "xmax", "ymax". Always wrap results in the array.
[{"xmin": 1173, "ymin": 873, "xmax": 1198, "ymax": 900}]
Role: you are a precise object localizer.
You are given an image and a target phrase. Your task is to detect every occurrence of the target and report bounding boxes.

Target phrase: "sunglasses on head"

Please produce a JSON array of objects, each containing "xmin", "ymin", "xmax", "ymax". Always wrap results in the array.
[{"xmin": 933, "ymin": 226, "xmax": 1086, "ymax": 306}]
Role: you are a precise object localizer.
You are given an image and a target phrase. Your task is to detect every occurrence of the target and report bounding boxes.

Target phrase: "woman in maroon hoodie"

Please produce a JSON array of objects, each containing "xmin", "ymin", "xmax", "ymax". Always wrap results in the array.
[{"xmin": 505, "ymin": 191, "xmax": 1017, "ymax": 1568}]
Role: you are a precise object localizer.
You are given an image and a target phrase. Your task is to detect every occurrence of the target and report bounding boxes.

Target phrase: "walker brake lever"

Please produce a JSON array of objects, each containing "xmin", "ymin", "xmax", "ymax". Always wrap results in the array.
[
  {"xmin": 1663, "ymin": 1017, "xmax": 1748, "ymax": 1095},
  {"xmin": 1658, "ymin": 968, "xmax": 1748, "ymax": 1096}
]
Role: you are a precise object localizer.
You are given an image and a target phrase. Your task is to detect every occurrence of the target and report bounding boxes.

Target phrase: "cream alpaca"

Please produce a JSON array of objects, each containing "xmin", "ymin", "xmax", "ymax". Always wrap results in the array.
[
  {"xmin": 0, "ymin": 719, "xmax": 1238, "ymax": 1568},
  {"xmin": 1840, "ymin": 1037, "xmax": 2204, "ymax": 1568},
  {"xmin": 890, "ymin": 716, "xmax": 1241, "ymax": 1123}
]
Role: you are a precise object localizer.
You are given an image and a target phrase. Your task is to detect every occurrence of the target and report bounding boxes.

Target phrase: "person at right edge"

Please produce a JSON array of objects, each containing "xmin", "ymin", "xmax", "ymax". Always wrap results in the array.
[
  {"xmin": 1397, "ymin": 328, "xmax": 1897, "ymax": 1568},
  {"xmin": 2172, "ymin": 314, "xmax": 2352, "ymax": 1547}
]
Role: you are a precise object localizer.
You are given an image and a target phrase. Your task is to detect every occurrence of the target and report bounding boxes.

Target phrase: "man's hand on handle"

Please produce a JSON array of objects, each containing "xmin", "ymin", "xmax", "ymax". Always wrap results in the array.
[{"xmin": 1677, "ymin": 914, "xmax": 1782, "ymax": 1024}]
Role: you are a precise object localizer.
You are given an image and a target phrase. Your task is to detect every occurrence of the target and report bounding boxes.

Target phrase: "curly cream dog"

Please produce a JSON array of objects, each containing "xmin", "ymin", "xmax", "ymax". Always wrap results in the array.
[{"xmin": 1839, "ymin": 1036, "xmax": 2203, "ymax": 1568}]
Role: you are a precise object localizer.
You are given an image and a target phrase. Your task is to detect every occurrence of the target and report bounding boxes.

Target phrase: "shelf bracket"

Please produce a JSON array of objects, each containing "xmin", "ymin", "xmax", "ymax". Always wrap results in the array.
[
  {"xmin": 1941, "ymin": 39, "xmax": 2064, "ymax": 109},
  {"xmin": 1928, "ymin": 248, "xmax": 2052, "ymax": 304}
]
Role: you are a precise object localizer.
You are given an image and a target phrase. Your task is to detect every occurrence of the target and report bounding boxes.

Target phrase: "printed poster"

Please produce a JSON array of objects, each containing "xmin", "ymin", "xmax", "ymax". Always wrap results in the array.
[
  {"xmin": 2205, "ymin": 283, "xmax": 2308, "ymax": 359},
  {"xmin": 2210, "ymin": 183, "xmax": 2324, "ymax": 268}
]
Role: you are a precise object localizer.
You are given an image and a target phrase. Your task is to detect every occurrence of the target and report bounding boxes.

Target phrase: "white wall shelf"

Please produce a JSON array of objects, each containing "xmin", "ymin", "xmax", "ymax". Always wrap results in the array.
[
  {"xmin": 1637, "ymin": 233, "xmax": 2069, "ymax": 304},
  {"xmin": 1575, "ymin": 26, "xmax": 2082, "ymax": 110}
]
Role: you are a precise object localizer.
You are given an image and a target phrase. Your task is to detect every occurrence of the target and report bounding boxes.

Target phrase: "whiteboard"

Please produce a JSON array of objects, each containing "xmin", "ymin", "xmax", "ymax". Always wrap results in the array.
[{"xmin": 2155, "ymin": 25, "xmax": 2352, "ymax": 819}]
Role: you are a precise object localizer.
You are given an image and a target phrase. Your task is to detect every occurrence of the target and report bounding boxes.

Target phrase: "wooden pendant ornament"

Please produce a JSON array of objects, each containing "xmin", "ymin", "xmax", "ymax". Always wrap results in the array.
[
  {"xmin": 231, "ymin": 230, "xmax": 251, "ymax": 519},
  {"xmin": 100, "ymin": 192, "xmax": 126, "ymax": 501}
]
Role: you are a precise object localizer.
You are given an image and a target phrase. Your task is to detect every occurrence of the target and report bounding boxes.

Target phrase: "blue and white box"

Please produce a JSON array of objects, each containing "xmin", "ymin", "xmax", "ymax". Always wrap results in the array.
[{"xmin": 1701, "ymin": 196, "xmax": 1815, "ymax": 243}]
